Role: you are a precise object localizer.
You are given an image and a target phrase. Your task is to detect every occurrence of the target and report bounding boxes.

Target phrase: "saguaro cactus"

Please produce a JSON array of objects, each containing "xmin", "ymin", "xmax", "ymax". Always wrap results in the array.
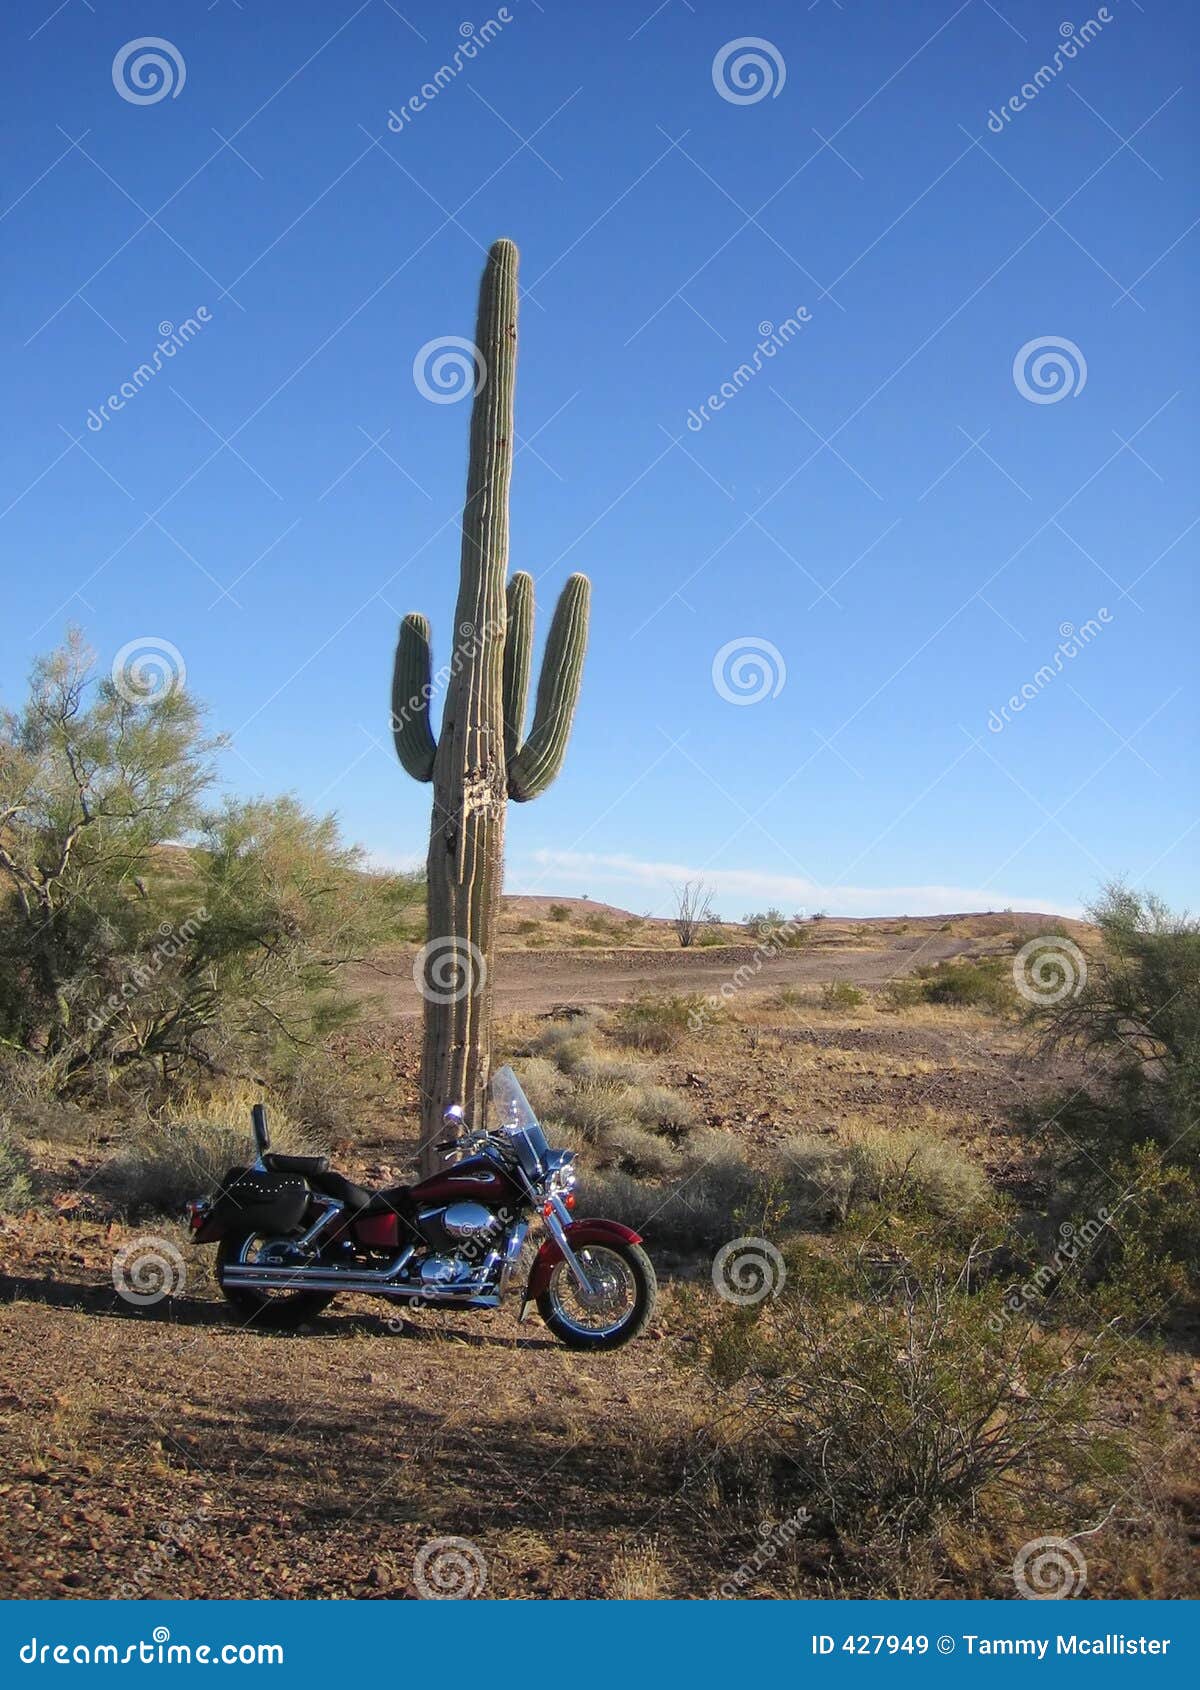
[{"xmin": 393, "ymin": 239, "xmax": 590, "ymax": 1171}]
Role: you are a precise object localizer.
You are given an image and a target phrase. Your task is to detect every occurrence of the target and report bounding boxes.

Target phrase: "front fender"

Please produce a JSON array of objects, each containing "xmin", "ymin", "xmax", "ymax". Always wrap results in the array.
[{"xmin": 525, "ymin": 1219, "xmax": 643, "ymax": 1300}]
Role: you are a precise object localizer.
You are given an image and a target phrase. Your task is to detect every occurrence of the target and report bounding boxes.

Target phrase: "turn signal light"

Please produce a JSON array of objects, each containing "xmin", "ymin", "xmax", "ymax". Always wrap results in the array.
[
  {"xmin": 565, "ymin": 1192, "xmax": 576, "ymax": 1210},
  {"xmin": 542, "ymin": 1201, "xmax": 553, "ymax": 1216}
]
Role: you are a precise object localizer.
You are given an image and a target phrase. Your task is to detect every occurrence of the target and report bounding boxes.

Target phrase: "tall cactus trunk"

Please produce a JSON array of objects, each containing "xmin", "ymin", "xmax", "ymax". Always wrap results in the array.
[
  {"xmin": 393, "ymin": 239, "xmax": 590, "ymax": 1177},
  {"xmin": 418, "ymin": 242, "xmax": 516, "ymax": 1167}
]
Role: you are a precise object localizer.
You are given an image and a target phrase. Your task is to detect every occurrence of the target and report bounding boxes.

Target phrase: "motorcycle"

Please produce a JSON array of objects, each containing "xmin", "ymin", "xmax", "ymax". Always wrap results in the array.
[{"xmin": 186, "ymin": 1065, "xmax": 656, "ymax": 1350}]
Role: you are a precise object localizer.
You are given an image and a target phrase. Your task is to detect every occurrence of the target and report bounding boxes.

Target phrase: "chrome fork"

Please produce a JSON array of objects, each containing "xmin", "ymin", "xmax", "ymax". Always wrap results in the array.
[{"xmin": 541, "ymin": 1204, "xmax": 601, "ymax": 1299}]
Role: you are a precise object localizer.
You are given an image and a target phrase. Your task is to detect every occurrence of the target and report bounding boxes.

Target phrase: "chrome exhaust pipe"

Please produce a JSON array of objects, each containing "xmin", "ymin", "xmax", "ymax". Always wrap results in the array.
[{"xmin": 221, "ymin": 1264, "xmax": 498, "ymax": 1304}]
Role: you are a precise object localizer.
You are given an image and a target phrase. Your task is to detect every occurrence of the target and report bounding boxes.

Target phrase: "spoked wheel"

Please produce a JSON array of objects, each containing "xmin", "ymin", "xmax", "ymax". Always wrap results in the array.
[
  {"xmin": 537, "ymin": 1242, "xmax": 657, "ymax": 1350},
  {"xmin": 217, "ymin": 1230, "xmax": 334, "ymax": 1328}
]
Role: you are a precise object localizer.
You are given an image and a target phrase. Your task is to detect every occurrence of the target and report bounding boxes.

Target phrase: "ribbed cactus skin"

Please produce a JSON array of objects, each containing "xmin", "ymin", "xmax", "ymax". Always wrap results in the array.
[
  {"xmin": 392, "ymin": 613, "xmax": 436, "ymax": 782},
  {"xmin": 502, "ymin": 571, "xmax": 533, "ymax": 768},
  {"xmin": 392, "ymin": 239, "xmax": 590, "ymax": 1171},
  {"xmin": 507, "ymin": 572, "xmax": 590, "ymax": 801}
]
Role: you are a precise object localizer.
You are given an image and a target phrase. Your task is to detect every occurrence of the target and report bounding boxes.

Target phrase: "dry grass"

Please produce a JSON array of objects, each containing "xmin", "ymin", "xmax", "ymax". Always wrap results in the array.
[
  {"xmin": 607, "ymin": 1538, "xmax": 672, "ymax": 1599},
  {"xmin": 102, "ymin": 1083, "xmax": 329, "ymax": 1214}
]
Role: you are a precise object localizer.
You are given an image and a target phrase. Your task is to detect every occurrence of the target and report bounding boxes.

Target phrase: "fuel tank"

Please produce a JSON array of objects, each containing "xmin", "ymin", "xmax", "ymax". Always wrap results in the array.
[{"xmin": 410, "ymin": 1154, "xmax": 523, "ymax": 1208}]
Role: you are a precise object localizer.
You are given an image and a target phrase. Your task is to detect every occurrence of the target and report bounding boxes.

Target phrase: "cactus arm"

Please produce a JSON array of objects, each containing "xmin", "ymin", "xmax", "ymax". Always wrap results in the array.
[
  {"xmin": 392, "ymin": 613, "xmax": 437, "ymax": 782},
  {"xmin": 502, "ymin": 571, "xmax": 533, "ymax": 768},
  {"xmin": 507, "ymin": 572, "xmax": 590, "ymax": 801}
]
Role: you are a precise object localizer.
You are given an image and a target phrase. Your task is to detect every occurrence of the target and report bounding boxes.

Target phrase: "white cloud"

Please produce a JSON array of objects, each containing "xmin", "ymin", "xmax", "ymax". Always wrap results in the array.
[{"xmin": 521, "ymin": 849, "xmax": 1082, "ymax": 920}]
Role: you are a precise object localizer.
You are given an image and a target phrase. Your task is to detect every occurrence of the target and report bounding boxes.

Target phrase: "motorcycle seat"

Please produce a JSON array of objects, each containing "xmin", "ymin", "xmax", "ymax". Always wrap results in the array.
[
  {"xmin": 264, "ymin": 1152, "xmax": 330, "ymax": 1176},
  {"xmin": 301, "ymin": 1169, "xmax": 412, "ymax": 1215}
]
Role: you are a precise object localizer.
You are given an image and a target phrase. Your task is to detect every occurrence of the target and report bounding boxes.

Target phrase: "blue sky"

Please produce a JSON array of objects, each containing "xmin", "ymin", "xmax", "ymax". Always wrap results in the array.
[{"xmin": 3, "ymin": 0, "xmax": 1195, "ymax": 919}]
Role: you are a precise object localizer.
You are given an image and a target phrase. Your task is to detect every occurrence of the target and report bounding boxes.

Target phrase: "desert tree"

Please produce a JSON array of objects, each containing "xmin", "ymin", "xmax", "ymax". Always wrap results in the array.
[
  {"xmin": 672, "ymin": 879, "xmax": 714, "ymax": 948},
  {"xmin": 0, "ymin": 633, "xmax": 414, "ymax": 1090}
]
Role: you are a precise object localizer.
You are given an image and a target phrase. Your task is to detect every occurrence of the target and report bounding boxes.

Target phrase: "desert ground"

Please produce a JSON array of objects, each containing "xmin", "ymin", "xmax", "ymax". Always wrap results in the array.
[{"xmin": 1, "ymin": 907, "xmax": 1195, "ymax": 1601}]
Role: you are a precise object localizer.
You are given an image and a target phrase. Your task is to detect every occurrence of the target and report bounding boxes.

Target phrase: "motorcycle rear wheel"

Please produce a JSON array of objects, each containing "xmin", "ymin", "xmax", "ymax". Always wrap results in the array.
[
  {"xmin": 537, "ymin": 1241, "xmax": 656, "ymax": 1350},
  {"xmin": 217, "ymin": 1230, "xmax": 334, "ymax": 1328}
]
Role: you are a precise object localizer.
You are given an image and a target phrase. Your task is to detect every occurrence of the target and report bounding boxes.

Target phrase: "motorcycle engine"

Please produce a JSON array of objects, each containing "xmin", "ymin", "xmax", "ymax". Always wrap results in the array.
[
  {"xmin": 418, "ymin": 1255, "xmax": 472, "ymax": 1286},
  {"xmin": 416, "ymin": 1200, "xmax": 499, "ymax": 1255}
]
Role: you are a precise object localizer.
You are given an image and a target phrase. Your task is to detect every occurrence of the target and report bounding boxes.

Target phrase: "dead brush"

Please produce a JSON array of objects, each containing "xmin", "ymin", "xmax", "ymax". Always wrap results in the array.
[{"xmin": 104, "ymin": 1084, "xmax": 328, "ymax": 1215}]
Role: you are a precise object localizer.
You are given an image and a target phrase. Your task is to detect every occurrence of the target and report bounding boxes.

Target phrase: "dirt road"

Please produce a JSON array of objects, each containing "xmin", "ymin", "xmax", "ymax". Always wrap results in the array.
[{"xmin": 348, "ymin": 932, "xmax": 982, "ymax": 1021}]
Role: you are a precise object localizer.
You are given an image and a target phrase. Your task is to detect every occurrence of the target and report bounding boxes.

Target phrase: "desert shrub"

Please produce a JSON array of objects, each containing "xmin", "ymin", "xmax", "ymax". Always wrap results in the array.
[
  {"xmin": 0, "ymin": 1050, "xmax": 94, "ymax": 1144},
  {"xmin": 626, "ymin": 1081, "xmax": 699, "ymax": 1137},
  {"xmin": 697, "ymin": 930, "xmax": 728, "ymax": 948},
  {"xmin": 555, "ymin": 1081, "xmax": 641, "ymax": 1146},
  {"xmin": 104, "ymin": 1087, "xmax": 328, "ymax": 1214},
  {"xmin": 0, "ymin": 1123, "xmax": 34, "ymax": 1211},
  {"xmin": 272, "ymin": 1045, "xmax": 390, "ymax": 1142},
  {"xmin": 513, "ymin": 919, "xmax": 539, "ymax": 936},
  {"xmin": 610, "ymin": 994, "xmax": 705, "ymax": 1052},
  {"xmin": 584, "ymin": 912, "xmax": 622, "ymax": 937},
  {"xmin": 585, "ymin": 1141, "xmax": 763, "ymax": 1254},
  {"xmin": 743, "ymin": 907, "xmax": 785, "ymax": 930},
  {"xmin": 774, "ymin": 985, "xmax": 810, "ymax": 1011},
  {"xmin": 512, "ymin": 1055, "xmax": 568, "ymax": 1117},
  {"xmin": 916, "ymin": 955, "xmax": 1012, "ymax": 1010},
  {"xmin": 693, "ymin": 1235, "xmax": 1131, "ymax": 1549},
  {"xmin": 880, "ymin": 976, "xmax": 924, "ymax": 1010},
  {"xmin": 779, "ymin": 1128, "xmax": 990, "ymax": 1226},
  {"xmin": 1025, "ymin": 886, "xmax": 1200, "ymax": 1306},
  {"xmin": 572, "ymin": 1050, "xmax": 651, "ymax": 1089},
  {"xmin": 547, "ymin": 903, "xmax": 570, "ymax": 922},
  {"xmin": 596, "ymin": 1120, "xmax": 680, "ymax": 1179},
  {"xmin": 530, "ymin": 1011, "xmax": 603, "ymax": 1072},
  {"xmin": 584, "ymin": 1116, "xmax": 989, "ymax": 1257},
  {"xmin": 820, "ymin": 980, "xmax": 863, "ymax": 1011},
  {"xmin": 743, "ymin": 910, "xmax": 807, "ymax": 948},
  {"xmin": 536, "ymin": 1031, "xmax": 594, "ymax": 1074}
]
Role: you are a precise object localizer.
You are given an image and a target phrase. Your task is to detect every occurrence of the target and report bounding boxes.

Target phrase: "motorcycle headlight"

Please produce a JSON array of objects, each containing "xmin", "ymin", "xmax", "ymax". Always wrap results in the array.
[{"xmin": 546, "ymin": 1157, "xmax": 577, "ymax": 1196}]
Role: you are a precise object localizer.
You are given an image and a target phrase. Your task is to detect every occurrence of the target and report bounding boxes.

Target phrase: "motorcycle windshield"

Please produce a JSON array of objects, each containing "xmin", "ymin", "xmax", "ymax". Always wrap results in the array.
[{"xmin": 490, "ymin": 1064, "xmax": 550, "ymax": 1177}]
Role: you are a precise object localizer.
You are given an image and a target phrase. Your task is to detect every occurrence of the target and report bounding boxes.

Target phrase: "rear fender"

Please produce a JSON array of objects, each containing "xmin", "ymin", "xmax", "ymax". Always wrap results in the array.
[
  {"xmin": 190, "ymin": 1202, "xmax": 231, "ymax": 1244},
  {"xmin": 525, "ymin": 1219, "xmax": 643, "ymax": 1301}
]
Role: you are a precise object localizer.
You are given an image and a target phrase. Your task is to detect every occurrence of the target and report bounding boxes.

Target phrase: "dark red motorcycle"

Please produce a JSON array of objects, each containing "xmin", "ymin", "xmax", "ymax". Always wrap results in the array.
[{"xmin": 187, "ymin": 1066, "xmax": 656, "ymax": 1350}]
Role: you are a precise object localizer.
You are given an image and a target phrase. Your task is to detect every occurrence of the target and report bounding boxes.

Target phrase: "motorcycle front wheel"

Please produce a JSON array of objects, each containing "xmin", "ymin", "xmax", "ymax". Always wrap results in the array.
[
  {"xmin": 537, "ymin": 1241, "xmax": 657, "ymax": 1350},
  {"xmin": 216, "ymin": 1230, "xmax": 334, "ymax": 1328}
]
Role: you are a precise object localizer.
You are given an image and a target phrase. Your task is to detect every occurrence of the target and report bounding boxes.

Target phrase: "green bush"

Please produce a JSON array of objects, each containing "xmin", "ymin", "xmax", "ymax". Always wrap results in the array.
[
  {"xmin": 0, "ymin": 633, "xmax": 413, "ymax": 1096},
  {"xmin": 820, "ymin": 980, "xmax": 863, "ymax": 1011},
  {"xmin": 693, "ymin": 1234, "xmax": 1131, "ymax": 1550},
  {"xmin": 1026, "ymin": 886, "xmax": 1200, "ymax": 1308},
  {"xmin": 881, "ymin": 956, "xmax": 1013, "ymax": 1012},
  {"xmin": 780, "ymin": 1128, "xmax": 990, "ymax": 1226},
  {"xmin": 547, "ymin": 903, "xmax": 570, "ymax": 922},
  {"xmin": 0, "ymin": 1123, "xmax": 33, "ymax": 1212},
  {"xmin": 916, "ymin": 955, "xmax": 1012, "ymax": 1010},
  {"xmin": 610, "ymin": 994, "xmax": 705, "ymax": 1052}
]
